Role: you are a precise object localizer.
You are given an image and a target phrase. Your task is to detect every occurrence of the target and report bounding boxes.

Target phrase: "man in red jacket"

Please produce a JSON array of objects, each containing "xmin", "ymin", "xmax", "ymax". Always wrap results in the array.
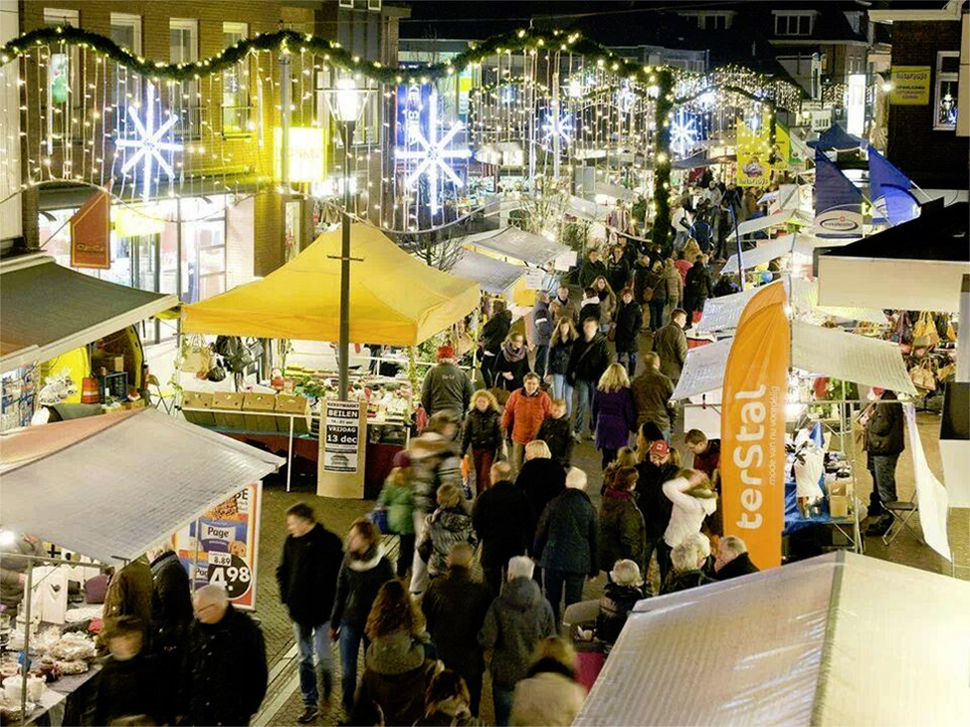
[{"xmin": 502, "ymin": 373, "xmax": 551, "ymax": 473}]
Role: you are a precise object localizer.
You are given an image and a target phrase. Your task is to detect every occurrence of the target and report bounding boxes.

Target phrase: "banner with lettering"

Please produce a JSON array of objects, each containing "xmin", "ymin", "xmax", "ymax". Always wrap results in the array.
[
  {"xmin": 735, "ymin": 113, "xmax": 771, "ymax": 188},
  {"xmin": 70, "ymin": 189, "xmax": 111, "ymax": 269},
  {"xmin": 172, "ymin": 482, "xmax": 262, "ymax": 609},
  {"xmin": 720, "ymin": 283, "xmax": 789, "ymax": 569}
]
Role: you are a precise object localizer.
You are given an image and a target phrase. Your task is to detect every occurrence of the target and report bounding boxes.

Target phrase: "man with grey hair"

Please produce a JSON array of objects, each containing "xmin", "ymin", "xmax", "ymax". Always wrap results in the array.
[
  {"xmin": 178, "ymin": 584, "xmax": 268, "ymax": 726},
  {"xmin": 713, "ymin": 535, "xmax": 760, "ymax": 581},
  {"xmin": 662, "ymin": 533, "xmax": 714, "ymax": 595},
  {"xmin": 478, "ymin": 556, "xmax": 555, "ymax": 726}
]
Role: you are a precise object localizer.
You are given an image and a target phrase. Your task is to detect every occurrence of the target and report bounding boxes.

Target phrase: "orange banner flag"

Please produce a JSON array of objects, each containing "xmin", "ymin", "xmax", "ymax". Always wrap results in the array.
[
  {"xmin": 70, "ymin": 189, "xmax": 111, "ymax": 269},
  {"xmin": 720, "ymin": 282, "xmax": 790, "ymax": 569}
]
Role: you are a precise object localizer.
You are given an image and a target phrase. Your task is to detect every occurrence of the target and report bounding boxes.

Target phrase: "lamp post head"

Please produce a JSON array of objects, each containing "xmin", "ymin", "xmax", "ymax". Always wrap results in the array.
[{"xmin": 334, "ymin": 78, "xmax": 366, "ymax": 123}]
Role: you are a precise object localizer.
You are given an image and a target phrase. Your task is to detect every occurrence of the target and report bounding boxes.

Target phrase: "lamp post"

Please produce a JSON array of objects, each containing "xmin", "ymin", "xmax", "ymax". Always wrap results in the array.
[{"xmin": 326, "ymin": 78, "xmax": 369, "ymax": 401}]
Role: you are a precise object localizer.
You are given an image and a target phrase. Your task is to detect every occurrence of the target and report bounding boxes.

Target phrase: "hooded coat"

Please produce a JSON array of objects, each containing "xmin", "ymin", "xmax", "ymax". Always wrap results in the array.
[
  {"xmin": 276, "ymin": 522, "xmax": 344, "ymax": 627},
  {"xmin": 421, "ymin": 565, "xmax": 493, "ymax": 678},
  {"xmin": 472, "ymin": 481, "xmax": 534, "ymax": 571},
  {"xmin": 478, "ymin": 577, "xmax": 556, "ymax": 689},
  {"xmin": 535, "ymin": 489, "xmax": 598, "ymax": 576},
  {"xmin": 598, "ymin": 489, "xmax": 647, "ymax": 573},
  {"xmin": 423, "ymin": 505, "xmax": 477, "ymax": 577},
  {"xmin": 510, "ymin": 658, "xmax": 587, "ymax": 727},
  {"xmin": 421, "ymin": 362, "xmax": 474, "ymax": 417},
  {"xmin": 352, "ymin": 630, "xmax": 439, "ymax": 726},
  {"xmin": 149, "ymin": 550, "xmax": 193, "ymax": 651},
  {"xmin": 502, "ymin": 388, "xmax": 552, "ymax": 445},
  {"xmin": 662, "ymin": 477, "xmax": 718, "ymax": 548}
]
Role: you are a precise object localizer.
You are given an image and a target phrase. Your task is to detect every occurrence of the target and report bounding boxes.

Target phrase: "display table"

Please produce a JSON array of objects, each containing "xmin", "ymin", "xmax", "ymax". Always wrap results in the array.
[{"xmin": 26, "ymin": 665, "xmax": 101, "ymax": 727}]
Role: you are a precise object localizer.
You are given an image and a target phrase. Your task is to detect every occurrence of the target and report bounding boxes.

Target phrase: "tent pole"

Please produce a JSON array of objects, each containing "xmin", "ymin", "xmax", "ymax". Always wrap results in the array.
[{"xmin": 286, "ymin": 414, "xmax": 294, "ymax": 493}]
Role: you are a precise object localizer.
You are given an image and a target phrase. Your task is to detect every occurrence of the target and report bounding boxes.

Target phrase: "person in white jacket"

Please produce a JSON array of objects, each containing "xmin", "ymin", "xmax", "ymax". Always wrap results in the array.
[{"xmin": 659, "ymin": 470, "xmax": 717, "ymax": 579}]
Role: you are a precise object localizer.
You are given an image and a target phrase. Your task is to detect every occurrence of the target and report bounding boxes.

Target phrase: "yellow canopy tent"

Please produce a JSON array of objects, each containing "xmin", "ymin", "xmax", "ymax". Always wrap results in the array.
[{"xmin": 182, "ymin": 223, "xmax": 480, "ymax": 345}]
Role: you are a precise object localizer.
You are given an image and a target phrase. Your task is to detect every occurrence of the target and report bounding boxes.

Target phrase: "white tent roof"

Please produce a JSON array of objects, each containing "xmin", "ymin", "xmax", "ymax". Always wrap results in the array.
[
  {"xmin": 456, "ymin": 227, "xmax": 569, "ymax": 267},
  {"xmin": 0, "ymin": 409, "xmax": 283, "ymax": 563},
  {"xmin": 593, "ymin": 182, "xmax": 636, "ymax": 201},
  {"xmin": 727, "ymin": 209, "xmax": 813, "ymax": 240},
  {"xmin": 568, "ymin": 195, "xmax": 603, "ymax": 221},
  {"xmin": 574, "ymin": 552, "xmax": 970, "ymax": 727},
  {"xmin": 447, "ymin": 248, "xmax": 525, "ymax": 295},
  {"xmin": 724, "ymin": 235, "xmax": 795, "ymax": 270},
  {"xmin": 789, "ymin": 277, "xmax": 888, "ymax": 325},
  {"xmin": 672, "ymin": 321, "xmax": 915, "ymax": 400}
]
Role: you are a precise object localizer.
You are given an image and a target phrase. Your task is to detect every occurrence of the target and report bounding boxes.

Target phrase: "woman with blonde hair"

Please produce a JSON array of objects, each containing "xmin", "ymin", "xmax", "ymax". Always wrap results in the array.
[
  {"xmin": 547, "ymin": 318, "xmax": 579, "ymax": 418},
  {"xmin": 510, "ymin": 637, "xmax": 586, "ymax": 726},
  {"xmin": 592, "ymin": 363, "xmax": 636, "ymax": 469},
  {"xmin": 591, "ymin": 275, "xmax": 617, "ymax": 332},
  {"xmin": 658, "ymin": 468, "xmax": 717, "ymax": 582},
  {"xmin": 460, "ymin": 389, "xmax": 503, "ymax": 493}
]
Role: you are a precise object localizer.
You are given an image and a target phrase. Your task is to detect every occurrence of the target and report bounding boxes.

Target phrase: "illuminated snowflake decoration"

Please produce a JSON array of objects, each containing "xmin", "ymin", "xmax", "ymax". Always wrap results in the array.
[
  {"xmin": 615, "ymin": 81, "xmax": 636, "ymax": 114},
  {"xmin": 541, "ymin": 107, "xmax": 573, "ymax": 149},
  {"xmin": 670, "ymin": 109, "xmax": 700, "ymax": 158},
  {"xmin": 395, "ymin": 89, "xmax": 471, "ymax": 215},
  {"xmin": 116, "ymin": 82, "xmax": 182, "ymax": 202}
]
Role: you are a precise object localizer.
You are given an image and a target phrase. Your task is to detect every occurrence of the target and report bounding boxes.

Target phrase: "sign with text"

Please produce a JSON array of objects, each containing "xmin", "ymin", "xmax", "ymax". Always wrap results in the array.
[
  {"xmin": 172, "ymin": 482, "xmax": 262, "ymax": 609},
  {"xmin": 70, "ymin": 190, "xmax": 111, "ymax": 269},
  {"xmin": 890, "ymin": 66, "xmax": 931, "ymax": 105},
  {"xmin": 318, "ymin": 400, "xmax": 367, "ymax": 498}
]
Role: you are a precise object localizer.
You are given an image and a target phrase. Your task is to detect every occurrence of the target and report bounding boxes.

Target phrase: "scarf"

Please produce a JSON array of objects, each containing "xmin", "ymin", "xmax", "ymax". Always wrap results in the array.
[
  {"xmin": 525, "ymin": 657, "xmax": 577, "ymax": 681},
  {"xmin": 501, "ymin": 341, "xmax": 527, "ymax": 362}
]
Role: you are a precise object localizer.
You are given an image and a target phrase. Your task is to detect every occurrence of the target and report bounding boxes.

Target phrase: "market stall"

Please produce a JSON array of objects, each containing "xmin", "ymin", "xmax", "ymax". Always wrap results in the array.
[
  {"xmin": 0, "ymin": 408, "xmax": 282, "ymax": 724},
  {"xmin": 448, "ymin": 248, "xmax": 526, "ymax": 297},
  {"xmin": 181, "ymin": 223, "xmax": 480, "ymax": 498},
  {"xmin": 574, "ymin": 551, "xmax": 970, "ymax": 726},
  {"xmin": 726, "ymin": 209, "xmax": 813, "ymax": 241}
]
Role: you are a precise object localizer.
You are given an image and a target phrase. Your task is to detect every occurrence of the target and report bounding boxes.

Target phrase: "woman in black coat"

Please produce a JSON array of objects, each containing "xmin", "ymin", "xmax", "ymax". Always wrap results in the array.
[
  {"xmin": 493, "ymin": 332, "xmax": 530, "ymax": 391},
  {"xmin": 613, "ymin": 290, "xmax": 643, "ymax": 377},
  {"xmin": 480, "ymin": 304, "xmax": 512, "ymax": 387}
]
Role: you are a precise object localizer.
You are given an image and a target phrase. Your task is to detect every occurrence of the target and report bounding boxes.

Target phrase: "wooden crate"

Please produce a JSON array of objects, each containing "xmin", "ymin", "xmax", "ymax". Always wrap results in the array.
[
  {"xmin": 181, "ymin": 391, "xmax": 216, "ymax": 427},
  {"xmin": 243, "ymin": 392, "xmax": 277, "ymax": 432},
  {"xmin": 211, "ymin": 391, "xmax": 246, "ymax": 430},
  {"xmin": 275, "ymin": 393, "xmax": 310, "ymax": 435}
]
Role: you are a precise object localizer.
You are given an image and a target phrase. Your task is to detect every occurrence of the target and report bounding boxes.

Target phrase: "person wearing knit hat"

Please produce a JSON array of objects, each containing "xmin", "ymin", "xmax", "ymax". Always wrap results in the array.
[{"xmin": 421, "ymin": 342, "xmax": 474, "ymax": 419}]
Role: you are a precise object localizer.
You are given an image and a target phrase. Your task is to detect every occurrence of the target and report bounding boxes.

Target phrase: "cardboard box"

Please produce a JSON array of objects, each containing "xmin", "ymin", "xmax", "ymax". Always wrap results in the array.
[
  {"xmin": 275, "ymin": 394, "xmax": 310, "ymax": 435},
  {"xmin": 181, "ymin": 391, "xmax": 216, "ymax": 427},
  {"xmin": 243, "ymin": 392, "xmax": 277, "ymax": 432},
  {"xmin": 828, "ymin": 495, "xmax": 851, "ymax": 519},
  {"xmin": 211, "ymin": 392, "xmax": 246, "ymax": 429}
]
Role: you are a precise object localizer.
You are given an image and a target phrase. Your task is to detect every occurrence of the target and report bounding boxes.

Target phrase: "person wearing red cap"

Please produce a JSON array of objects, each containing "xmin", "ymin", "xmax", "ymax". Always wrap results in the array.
[
  {"xmin": 421, "ymin": 345, "xmax": 474, "ymax": 419},
  {"xmin": 635, "ymin": 439, "xmax": 681, "ymax": 590}
]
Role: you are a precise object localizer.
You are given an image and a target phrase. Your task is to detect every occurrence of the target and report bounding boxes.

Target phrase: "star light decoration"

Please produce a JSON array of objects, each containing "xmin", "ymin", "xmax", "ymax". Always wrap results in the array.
[
  {"xmin": 541, "ymin": 106, "xmax": 573, "ymax": 150},
  {"xmin": 669, "ymin": 108, "xmax": 700, "ymax": 158},
  {"xmin": 395, "ymin": 89, "xmax": 471, "ymax": 216},
  {"xmin": 116, "ymin": 82, "xmax": 182, "ymax": 202},
  {"xmin": 615, "ymin": 80, "xmax": 636, "ymax": 114}
]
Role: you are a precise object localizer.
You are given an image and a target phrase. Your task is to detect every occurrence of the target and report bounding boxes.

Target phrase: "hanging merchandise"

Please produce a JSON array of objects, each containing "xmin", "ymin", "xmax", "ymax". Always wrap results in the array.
[{"xmin": 912, "ymin": 311, "xmax": 941, "ymax": 349}]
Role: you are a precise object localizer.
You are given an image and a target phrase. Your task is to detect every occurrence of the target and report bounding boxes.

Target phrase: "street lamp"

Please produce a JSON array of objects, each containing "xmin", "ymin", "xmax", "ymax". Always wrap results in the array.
[{"xmin": 325, "ymin": 78, "xmax": 370, "ymax": 401}]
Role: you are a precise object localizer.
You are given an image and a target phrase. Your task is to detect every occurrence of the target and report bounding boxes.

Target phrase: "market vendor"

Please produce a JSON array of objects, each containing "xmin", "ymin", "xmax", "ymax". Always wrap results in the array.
[
  {"xmin": 421, "ymin": 345, "xmax": 474, "ymax": 418},
  {"xmin": 0, "ymin": 531, "xmax": 45, "ymax": 619},
  {"xmin": 102, "ymin": 558, "xmax": 153, "ymax": 644}
]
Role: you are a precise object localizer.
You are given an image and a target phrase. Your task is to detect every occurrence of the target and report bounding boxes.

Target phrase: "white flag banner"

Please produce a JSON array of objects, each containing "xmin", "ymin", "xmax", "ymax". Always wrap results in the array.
[{"xmin": 903, "ymin": 403, "xmax": 951, "ymax": 561}]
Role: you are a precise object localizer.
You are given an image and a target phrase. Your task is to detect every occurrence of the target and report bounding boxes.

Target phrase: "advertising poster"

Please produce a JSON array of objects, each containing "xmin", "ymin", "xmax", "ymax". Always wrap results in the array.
[
  {"xmin": 172, "ymin": 482, "xmax": 262, "ymax": 610},
  {"xmin": 735, "ymin": 117, "xmax": 771, "ymax": 188},
  {"xmin": 889, "ymin": 66, "xmax": 931, "ymax": 105},
  {"xmin": 324, "ymin": 400, "xmax": 361, "ymax": 473}
]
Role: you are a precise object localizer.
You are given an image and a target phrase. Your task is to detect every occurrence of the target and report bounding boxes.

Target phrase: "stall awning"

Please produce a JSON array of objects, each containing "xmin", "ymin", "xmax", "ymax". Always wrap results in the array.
[
  {"xmin": 448, "ymin": 249, "xmax": 525, "ymax": 295},
  {"xmin": 574, "ymin": 552, "xmax": 970, "ymax": 727},
  {"xmin": 457, "ymin": 227, "xmax": 569, "ymax": 267},
  {"xmin": 0, "ymin": 409, "xmax": 283, "ymax": 564},
  {"xmin": 0, "ymin": 255, "xmax": 178, "ymax": 372},
  {"xmin": 727, "ymin": 209, "xmax": 813, "ymax": 240},
  {"xmin": 593, "ymin": 182, "xmax": 637, "ymax": 202},
  {"xmin": 673, "ymin": 320, "xmax": 915, "ymax": 399},
  {"xmin": 724, "ymin": 235, "xmax": 795, "ymax": 270},
  {"xmin": 182, "ymin": 223, "xmax": 480, "ymax": 346},
  {"xmin": 807, "ymin": 123, "xmax": 867, "ymax": 151},
  {"xmin": 818, "ymin": 200, "xmax": 969, "ymax": 313}
]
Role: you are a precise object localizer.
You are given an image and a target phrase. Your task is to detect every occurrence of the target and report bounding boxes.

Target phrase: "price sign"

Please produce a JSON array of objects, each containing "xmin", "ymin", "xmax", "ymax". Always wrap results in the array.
[{"xmin": 206, "ymin": 552, "xmax": 253, "ymax": 600}]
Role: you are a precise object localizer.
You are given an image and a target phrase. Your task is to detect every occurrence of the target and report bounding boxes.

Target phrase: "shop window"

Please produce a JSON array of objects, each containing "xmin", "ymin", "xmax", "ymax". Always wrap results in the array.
[
  {"xmin": 222, "ymin": 22, "xmax": 251, "ymax": 135},
  {"xmin": 170, "ymin": 19, "xmax": 201, "ymax": 137},
  {"xmin": 774, "ymin": 12, "xmax": 815, "ymax": 37},
  {"xmin": 934, "ymin": 51, "xmax": 960, "ymax": 131},
  {"xmin": 110, "ymin": 13, "xmax": 142, "ymax": 109}
]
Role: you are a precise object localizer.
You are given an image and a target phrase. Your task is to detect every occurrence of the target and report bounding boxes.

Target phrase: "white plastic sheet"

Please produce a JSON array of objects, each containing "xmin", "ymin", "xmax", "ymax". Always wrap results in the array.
[
  {"xmin": 697, "ymin": 280, "xmax": 787, "ymax": 334},
  {"xmin": 448, "ymin": 249, "xmax": 525, "ymax": 295},
  {"xmin": 789, "ymin": 277, "xmax": 888, "ymax": 325},
  {"xmin": 727, "ymin": 209, "xmax": 813, "ymax": 240},
  {"xmin": 670, "ymin": 339, "xmax": 733, "ymax": 400},
  {"xmin": 903, "ymin": 403, "xmax": 951, "ymax": 560},
  {"xmin": 457, "ymin": 226, "xmax": 569, "ymax": 266},
  {"xmin": 724, "ymin": 235, "xmax": 794, "ymax": 271}
]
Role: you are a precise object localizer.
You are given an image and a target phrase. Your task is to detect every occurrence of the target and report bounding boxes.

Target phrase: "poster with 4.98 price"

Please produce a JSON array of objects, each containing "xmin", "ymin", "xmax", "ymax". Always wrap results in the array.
[{"xmin": 172, "ymin": 482, "xmax": 262, "ymax": 610}]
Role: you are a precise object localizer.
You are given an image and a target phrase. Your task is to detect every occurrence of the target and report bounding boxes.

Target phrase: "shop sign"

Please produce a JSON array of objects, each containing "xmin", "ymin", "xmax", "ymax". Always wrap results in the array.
[
  {"xmin": 172, "ymin": 482, "xmax": 262, "ymax": 609},
  {"xmin": 69, "ymin": 190, "xmax": 111, "ymax": 269},
  {"xmin": 324, "ymin": 400, "xmax": 361, "ymax": 473},
  {"xmin": 890, "ymin": 66, "xmax": 931, "ymax": 105},
  {"xmin": 275, "ymin": 126, "xmax": 327, "ymax": 183}
]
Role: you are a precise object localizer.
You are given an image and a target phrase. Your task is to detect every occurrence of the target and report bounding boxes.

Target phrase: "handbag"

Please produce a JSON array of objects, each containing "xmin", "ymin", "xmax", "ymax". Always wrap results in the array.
[
  {"xmin": 182, "ymin": 336, "xmax": 211, "ymax": 374},
  {"xmin": 909, "ymin": 360, "xmax": 936, "ymax": 392},
  {"xmin": 368, "ymin": 506, "xmax": 390, "ymax": 534},
  {"xmin": 945, "ymin": 318, "xmax": 958, "ymax": 342},
  {"xmin": 607, "ymin": 323, "xmax": 617, "ymax": 342},
  {"xmin": 912, "ymin": 312, "xmax": 940, "ymax": 349}
]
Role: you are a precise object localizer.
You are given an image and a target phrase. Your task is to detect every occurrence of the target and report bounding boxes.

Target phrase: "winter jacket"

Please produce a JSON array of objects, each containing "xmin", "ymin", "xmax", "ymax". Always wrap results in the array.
[
  {"xmin": 866, "ymin": 392, "xmax": 904, "ymax": 456},
  {"xmin": 330, "ymin": 548, "xmax": 395, "ymax": 629},
  {"xmin": 96, "ymin": 652, "xmax": 165, "ymax": 726},
  {"xmin": 636, "ymin": 461, "xmax": 679, "ymax": 540},
  {"xmin": 596, "ymin": 582, "xmax": 645, "ymax": 645},
  {"xmin": 276, "ymin": 523, "xmax": 344, "ymax": 628},
  {"xmin": 549, "ymin": 294, "xmax": 578, "ymax": 325},
  {"xmin": 713, "ymin": 552, "xmax": 760, "ymax": 581},
  {"xmin": 597, "ymin": 290, "xmax": 617, "ymax": 325},
  {"xmin": 423, "ymin": 505, "xmax": 477, "ymax": 577},
  {"xmin": 104, "ymin": 559, "xmax": 153, "ymax": 638},
  {"xmin": 421, "ymin": 565, "xmax": 493, "ymax": 676},
  {"xmin": 377, "ymin": 477, "xmax": 415, "ymax": 535},
  {"xmin": 460, "ymin": 408, "xmax": 503, "ymax": 458},
  {"xmin": 494, "ymin": 344, "xmax": 530, "ymax": 391},
  {"xmin": 662, "ymin": 477, "xmax": 717, "ymax": 548},
  {"xmin": 592, "ymin": 388, "xmax": 636, "ymax": 451},
  {"xmin": 662, "ymin": 569, "xmax": 714, "ymax": 595},
  {"xmin": 472, "ymin": 480, "xmax": 534, "ymax": 571},
  {"xmin": 532, "ymin": 301, "xmax": 553, "ymax": 347},
  {"xmin": 353, "ymin": 630, "xmax": 439, "ymax": 727},
  {"xmin": 638, "ymin": 269, "xmax": 665, "ymax": 305},
  {"xmin": 421, "ymin": 363, "xmax": 474, "ymax": 417},
  {"xmin": 598, "ymin": 489, "xmax": 647, "ymax": 574},
  {"xmin": 566, "ymin": 333, "xmax": 611, "ymax": 385},
  {"xmin": 606, "ymin": 256, "xmax": 631, "ymax": 294},
  {"xmin": 631, "ymin": 368, "xmax": 675, "ymax": 432},
  {"xmin": 674, "ymin": 259, "xmax": 692, "ymax": 283},
  {"xmin": 478, "ymin": 577, "xmax": 556, "ymax": 688},
  {"xmin": 685, "ymin": 262, "xmax": 713, "ymax": 308},
  {"xmin": 481, "ymin": 310, "xmax": 512, "ymax": 353},
  {"xmin": 515, "ymin": 458, "xmax": 566, "ymax": 550},
  {"xmin": 0, "ymin": 536, "xmax": 45, "ymax": 612},
  {"xmin": 510, "ymin": 659, "xmax": 587, "ymax": 727},
  {"xmin": 502, "ymin": 388, "xmax": 552, "ymax": 445},
  {"xmin": 692, "ymin": 439, "xmax": 721, "ymax": 480},
  {"xmin": 663, "ymin": 265, "xmax": 683, "ymax": 305},
  {"xmin": 410, "ymin": 434, "xmax": 462, "ymax": 513},
  {"xmin": 613, "ymin": 301, "xmax": 643, "ymax": 353},
  {"xmin": 181, "ymin": 605, "xmax": 267, "ymax": 726},
  {"xmin": 652, "ymin": 322, "xmax": 688, "ymax": 382},
  {"xmin": 537, "ymin": 417, "xmax": 573, "ymax": 469},
  {"xmin": 546, "ymin": 339, "xmax": 575, "ymax": 376},
  {"xmin": 535, "ymin": 489, "xmax": 598, "ymax": 576},
  {"xmin": 578, "ymin": 298, "xmax": 602, "ymax": 327},
  {"xmin": 579, "ymin": 259, "xmax": 607, "ymax": 289},
  {"xmin": 149, "ymin": 550, "xmax": 193, "ymax": 651}
]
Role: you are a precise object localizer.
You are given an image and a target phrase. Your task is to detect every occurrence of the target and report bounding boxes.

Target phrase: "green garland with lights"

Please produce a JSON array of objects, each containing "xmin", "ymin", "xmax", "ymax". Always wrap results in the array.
[{"xmin": 652, "ymin": 69, "xmax": 675, "ymax": 253}]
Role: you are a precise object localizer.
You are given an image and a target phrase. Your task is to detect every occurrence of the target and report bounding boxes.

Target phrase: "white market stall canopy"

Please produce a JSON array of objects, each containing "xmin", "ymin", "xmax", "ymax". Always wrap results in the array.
[
  {"xmin": 448, "ymin": 249, "xmax": 526, "ymax": 295},
  {"xmin": 0, "ymin": 255, "xmax": 178, "ymax": 372},
  {"xmin": 818, "ymin": 200, "xmax": 969, "ymax": 313},
  {"xmin": 574, "ymin": 551, "xmax": 970, "ymax": 727},
  {"xmin": 724, "ymin": 235, "xmax": 796, "ymax": 270},
  {"xmin": 593, "ymin": 181, "xmax": 637, "ymax": 202},
  {"xmin": 457, "ymin": 226, "xmax": 570, "ymax": 267},
  {"xmin": 672, "ymin": 320, "xmax": 915, "ymax": 400},
  {"xmin": 0, "ymin": 409, "xmax": 283, "ymax": 563},
  {"xmin": 727, "ymin": 209, "xmax": 813, "ymax": 240},
  {"xmin": 568, "ymin": 195, "xmax": 603, "ymax": 221}
]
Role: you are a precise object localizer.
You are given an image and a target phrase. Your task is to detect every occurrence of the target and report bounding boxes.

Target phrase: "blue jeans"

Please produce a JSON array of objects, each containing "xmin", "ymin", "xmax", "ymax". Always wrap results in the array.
[
  {"xmin": 871, "ymin": 453, "xmax": 900, "ymax": 511},
  {"xmin": 551, "ymin": 374, "xmax": 574, "ymax": 418},
  {"xmin": 573, "ymin": 379, "xmax": 596, "ymax": 435},
  {"xmin": 493, "ymin": 684, "xmax": 515, "ymax": 727},
  {"xmin": 338, "ymin": 622, "xmax": 368, "ymax": 709},
  {"xmin": 544, "ymin": 569, "xmax": 586, "ymax": 627},
  {"xmin": 534, "ymin": 344, "xmax": 549, "ymax": 379},
  {"xmin": 617, "ymin": 351, "xmax": 638, "ymax": 377},
  {"xmin": 294, "ymin": 621, "xmax": 333, "ymax": 706}
]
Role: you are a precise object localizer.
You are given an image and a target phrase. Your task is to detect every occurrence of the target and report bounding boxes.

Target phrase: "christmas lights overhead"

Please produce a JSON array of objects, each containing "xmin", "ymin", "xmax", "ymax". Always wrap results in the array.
[{"xmin": 116, "ymin": 82, "xmax": 182, "ymax": 203}]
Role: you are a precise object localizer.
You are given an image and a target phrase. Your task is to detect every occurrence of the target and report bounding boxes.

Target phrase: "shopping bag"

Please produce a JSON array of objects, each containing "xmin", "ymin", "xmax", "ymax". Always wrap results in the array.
[
  {"xmin": 912, "ymin": 312, "xmax": 940, "ymax": 349},
  {"xmin": 182, "ymin": 336, "xmax": 211, "ymax": 374},
  {"xmin": 909, "ymin": 360, "xmax": 936, "ymax": 392},
  {"xmin": 367, "ymin": 506, "xmax": 390, "ymax": 535}
]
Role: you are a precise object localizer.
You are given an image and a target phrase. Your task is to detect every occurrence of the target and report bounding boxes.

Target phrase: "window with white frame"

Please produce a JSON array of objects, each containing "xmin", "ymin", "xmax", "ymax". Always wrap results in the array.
[
  {"xmin": 774, "ymin": 12, "xmax": 815, "ymax": 37},
  {"xmin": 934, "ymin": 51, "xmax": 960, "ymax": 131},
  {"xmin": 43, "ymin": 8, "xmax": 80, "ymax": 147},
  {"xmin": 110, "ymin": 13, "xmax": 141, "ymax": 55},
  {"xmin": 222, "ymin": 22, "xmax": 250, "ymax": 134},
  {"xmin": 170, "ymin": 19, "xmax": 199, "ymax": 134}
]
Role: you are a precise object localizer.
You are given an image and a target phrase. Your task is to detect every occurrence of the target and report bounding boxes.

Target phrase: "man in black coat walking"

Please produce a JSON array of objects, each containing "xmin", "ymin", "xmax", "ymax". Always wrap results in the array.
[
  {"xmin": 567, "ymin": 317, "xmax": 613, "ymax": 440},
  {"xmin": 683, "ymin": 255, "xmax": 713, "ymax": 329},
  {"xmin": 480, "ymin": 302, "xmax": 512, "ymax": 387},
  {"xmin": 865, "ymin": 389, "xmax": 905, "ymax": 536},
  {"xmin": 613, "ymin": 288, "xmax": 643, "ymax": 377},
  {"xmin": 473, "ymin": 461, "xmax": 534, "ymax": 595},
  {"xmin": 276, "ymin": 502, "xmax": 344, "ymax": 722}
]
